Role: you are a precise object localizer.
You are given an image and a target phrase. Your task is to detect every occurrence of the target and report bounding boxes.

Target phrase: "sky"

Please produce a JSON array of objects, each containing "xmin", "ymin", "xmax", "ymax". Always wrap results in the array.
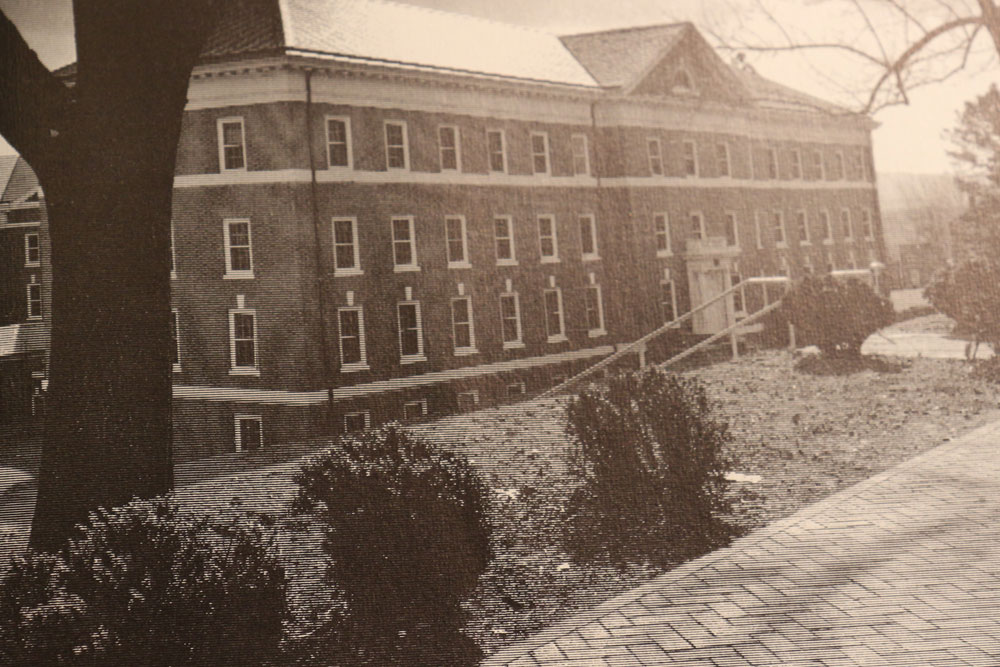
[{"xmin": 1, "ymin": 0, "xmax": 996, "ymax": 175}]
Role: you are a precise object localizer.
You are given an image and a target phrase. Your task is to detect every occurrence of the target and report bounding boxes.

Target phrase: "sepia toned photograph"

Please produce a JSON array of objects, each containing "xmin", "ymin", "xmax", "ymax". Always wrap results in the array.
[{"xmin": 1, "ymin": 1, "xmax": 998, "ymax": 664}]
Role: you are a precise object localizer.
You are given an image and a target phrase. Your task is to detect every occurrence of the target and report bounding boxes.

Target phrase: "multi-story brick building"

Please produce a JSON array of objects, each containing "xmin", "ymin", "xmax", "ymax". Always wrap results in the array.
[{"xmin": 9, "ymin": 0, "xmax": 886, "ymax": 458}]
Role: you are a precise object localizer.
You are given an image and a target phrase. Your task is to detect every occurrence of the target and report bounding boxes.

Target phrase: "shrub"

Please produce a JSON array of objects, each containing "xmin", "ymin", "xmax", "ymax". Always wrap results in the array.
[
  {"xmin": 291, "ymin": 424, "xmax": 492, "ymax": 666},
  {"xmin": 0, "ymin": 498, "xmax": 288, "ymax": 666},
  {"xmin": 925, "ymin": 259, "xmax": 1000, "ymax": 356},
  {"xmin": 780, "ymin": 276, "xmax": 893, "ymax": 357},
  {"xmin": 563, "ymin": 367, "xmax": 740, "ymax": 566}
]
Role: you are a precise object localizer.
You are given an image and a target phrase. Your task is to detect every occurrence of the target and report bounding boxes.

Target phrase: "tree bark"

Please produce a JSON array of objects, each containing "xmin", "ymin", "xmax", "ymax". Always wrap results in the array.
[{"xmin": 11, "ymin": 1, "xmax": 220, "ymax": 553}]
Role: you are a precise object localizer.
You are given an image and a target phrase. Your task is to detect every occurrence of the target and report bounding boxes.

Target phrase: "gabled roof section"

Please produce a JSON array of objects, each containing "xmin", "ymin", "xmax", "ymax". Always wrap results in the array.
[
  {"xmin": 559, "ymin": 23, "xmax": 689, "ymax": 89},
  {"xmin": 2, "ymin": 158, "xmax": 43, "ymax": 205},
  {"xmin": 0, "ymin": 155, "xmax": 18, "ymax": 203},
  {"xmin": 731, "ymin": 66, "xmax": 850, "ymax": 115}
]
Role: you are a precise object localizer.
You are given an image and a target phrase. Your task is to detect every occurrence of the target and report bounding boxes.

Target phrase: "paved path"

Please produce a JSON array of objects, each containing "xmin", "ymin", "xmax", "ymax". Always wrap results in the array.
[
  {"xmin": 483, "ymin": 420, "xmax": 1000, "ymax": 666},
  {"xmin": 862, "ymin": 331, "xmax": 993, "ymax": 360}
]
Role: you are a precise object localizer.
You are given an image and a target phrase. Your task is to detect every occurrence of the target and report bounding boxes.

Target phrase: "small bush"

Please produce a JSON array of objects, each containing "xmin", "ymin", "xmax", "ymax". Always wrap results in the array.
[
  {"xmin": 563, "ymin": 367, "xmax": 741, "ymax": 566},
  {"xmin": 925, "ymin": 260, "xmax": 1000, "ymax": 355},
  {"xmin": 291, "ymin": 424, "xmax": 492, "ymax": 666},
  {"xmin": 0, "ymin": 498, "xmax": 288, "ymax": 666},
  {"xmin": 781, "ymin": 276, "xmax": 894, "ymax": 357}
]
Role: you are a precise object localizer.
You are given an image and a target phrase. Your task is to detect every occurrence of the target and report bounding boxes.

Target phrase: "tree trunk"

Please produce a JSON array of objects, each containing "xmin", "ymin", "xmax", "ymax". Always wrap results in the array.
[{"xmin": 26, "ymin": 1, "xmax": 219, "ymax": 552}]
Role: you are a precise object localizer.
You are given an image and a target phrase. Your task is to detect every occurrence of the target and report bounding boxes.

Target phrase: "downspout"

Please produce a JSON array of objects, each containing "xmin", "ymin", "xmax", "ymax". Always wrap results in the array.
[{"xmin": 304, "ymin": 67, "xmax": 336, "ymax": 425}]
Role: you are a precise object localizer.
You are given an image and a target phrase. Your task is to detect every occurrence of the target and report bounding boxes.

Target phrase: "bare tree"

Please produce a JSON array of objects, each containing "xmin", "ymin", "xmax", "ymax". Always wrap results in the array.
[
  {"xmin": 0, "ymin": 1, "xmax": 219, "ymax": 552},
  {"xmin": 706, "ymin": 0, "xmax": 1000, "ymax": 113}
]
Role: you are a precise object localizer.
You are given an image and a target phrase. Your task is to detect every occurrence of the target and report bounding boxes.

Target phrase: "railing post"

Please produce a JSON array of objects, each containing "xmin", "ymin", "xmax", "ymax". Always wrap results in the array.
[
  {"xmin": 788, "ymin": 322, "xmax": 796, "ymax": 351},
  {"xmin": 637, "ymin": 341, "xmax": 647, "ymax": 368}
]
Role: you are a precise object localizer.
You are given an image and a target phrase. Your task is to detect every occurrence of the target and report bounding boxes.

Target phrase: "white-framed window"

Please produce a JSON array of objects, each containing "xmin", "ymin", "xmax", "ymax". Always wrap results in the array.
[
  {"xmin": 647, "ymin": 138, "xmax": 663, "ymax": 176},
  {"xmin": 338, "ymin": 306, "xmax": 368, "ymax": 371},
  {"xmin": 26, "ymin": 281, "xmax": 41, "ymax": 320},
  {"xmin": 397, "ymin": 300, "xmax": 425, "ymax": 362},
  {"xmin": 438, "ymin": 125, "xmax": 461, "ymax": 171},
  {"xmin": 585, "ymin": 284, "xmax": 606, "ymax": 337},
  {"xmin": 403, "ymin": 399, "xmax": 428, "ymax": 421},
  {"xmin": 724, "ymin": 212, "xmax": 739, "ymax": 247},
  {"xmin": 796, "ymin": 210, "xmax": 810, "ymax": 245},
  {"xmin": 384, "ymin": 120, "xmax": 409, "ymax": 170},
  {"xmin": 24, "ymin": 233, "xmax": 39, "ymax": 267},
  {"xmin": 543, "ymin": 287, "xmax": 566, "ymax": 343},
  {"xmin": 813, "ymin": 150, "xmax": 825, "ymax": 180},
  {"xmin": 223, "ymin": 219, "xmax": 254, "ymax": 279},
  {"xmin": 841, "ymin": 208, "xmax": 854, "ymax": 242},
  {"xmin": 457, "ymin": 390, "xmax": 479, "ymax": 412},
  {"xmin": 571, "ymin": 134, "xmax": 590, "ymax": 176},
  {"xmin": 689, "ymin": 211, "xmax": 705, "ymax": 240},
  {"xmin": 730, "ymin": 264, "xmax": 746, "ymax": 314},
  {"xmin": 579, "ymin": 214, "xmax": 599, "ymax": 260},
  {"xmin": 170, "ymin": 220, "xmax": 177, "ymax": 279},
  {"xmin": 778, "ymin": 255, "xmax": 790, "ymax": 277},
  {"xmin": 861, "ymin": 209, "xmax": 874, "ymax": 240},
  {"xmin": 820, "ymin": 210, "xmax": 833, "ymax": 244},
  {"xmin": 326, "ymin": 116, "xmax": 352, "ymax": 169},
  {"xmin": 716, "ymin": 142, "xmax": 730, "ymax": 177},
  {"xmin": 825, "ymin": 250, "xmax": 835, "ymax": 274},
  {"xmin": 451, "ymin": 296, "xmax": 477, "ymax": 355},
  {"xmin": 765, "ymin": 147, "xmax": 778, "ymax": 179},
  {"xmin": 530, "ymin": 132, "xmax": 550, "ymax": 175},
  {"xmin": 672, "ymin": 68, "xmax": 695, "ymax": 93},
  {"xmin": 661, "ymin": 269, "xmax": 677, "ymax": 325},
  {"xmin": 537, "ymin": 215, "xmax": 559, "ymax": 262},
  {"xmin": 682, "ymin": 140, "xmax": 698, "ymax": 177},
  {"xmin": 171, "ymin": 309, "xmax": 181, "ymax": 372},
  {"xmin": 803, "ymin": 254, "xmax": 815, "ymax": 275},
  {"xmin": 654, "ymin": 213, "xmax": 671, "ymax": 256},
  {"xmin": 494, "ymin": 215, "xmax": 516, "ymax": 265},
  {"xmin": 344, "ymin": 411, "xmax": 371, "ymax": 432},
  {"xmin": 391, "ymin": 216, "xmax": 419, "ymax": 271},
  {"xmin": 848, "ymin": 248, "xmax": 858, "ymax": 269},
  {"xmin": 445, "ymin": 216, "xmax": 470, "ymax": 268},
  {"xmin": 499, "ymin": 291, "xmax": 523, "ymax": 349},
  {"xmin": 332, "ymin": 217, "xmax": 362, "ymax": 276},
  {"xmin": 234, "ymin": 415, "xmax": 263, "ymax": 452},
  {"xmin": 773, "ymin": 210, "xmax": 786, "ymax": 247},
  {"xmin": 229, "ymin": 308, "xmax": 259, "ymax": 375},
  {"xmin": 832, "ymin": 151, "xmax": 845, "ymax": 180},
  {"xmin": 790, "ymin": 149, "xmax": 803, "ymax": 180},
  {"xmin": 507, "ymin": 381, "xmax": 526, "ymax": 397},
  {"xmin": 217, "ymin": 117, "xmax": 246, "ymax": 171},
  {"xmin": 487, "ymin": 129, "xmax": 507, "ymax": 173},
  {"xmin": 755, "ymin": 210, "xmax": 765, "ymax": 249}
]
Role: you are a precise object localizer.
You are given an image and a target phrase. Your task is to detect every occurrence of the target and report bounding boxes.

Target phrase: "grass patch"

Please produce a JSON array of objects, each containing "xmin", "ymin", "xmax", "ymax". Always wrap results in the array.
[{"xmin": 794, "ymin": 354, "xmax": 909, "ymax": 376}]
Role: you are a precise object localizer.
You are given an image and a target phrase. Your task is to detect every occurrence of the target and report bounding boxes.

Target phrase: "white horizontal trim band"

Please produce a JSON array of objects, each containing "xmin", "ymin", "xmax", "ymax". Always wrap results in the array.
[{"xmin": 600, "ymin": 177, "xmax": 875, "ymax": 191}]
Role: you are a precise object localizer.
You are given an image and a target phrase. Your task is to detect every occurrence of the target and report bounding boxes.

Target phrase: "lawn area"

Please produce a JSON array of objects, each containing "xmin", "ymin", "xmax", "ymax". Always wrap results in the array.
[{"xmin": 157, "ymin": 344, "xmax": 1000, "ymax": 656}]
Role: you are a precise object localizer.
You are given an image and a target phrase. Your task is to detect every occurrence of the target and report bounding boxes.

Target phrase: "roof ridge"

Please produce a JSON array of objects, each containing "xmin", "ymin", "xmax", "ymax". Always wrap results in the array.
[{"xmin": 560, "ymin": 21, "xmax": 692, "ymax": 39}]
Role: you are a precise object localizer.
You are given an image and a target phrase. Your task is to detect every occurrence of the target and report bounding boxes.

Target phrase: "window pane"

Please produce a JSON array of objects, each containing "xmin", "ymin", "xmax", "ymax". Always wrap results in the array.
[
  {"xmin": 223, "ymin": 122, "xmax": 242, "ymax": 145},
  {"xmin": 545, "ymin": 290, "xmax": 562, "ymax": 336},
  {"xmin": 447, "ymin": 218, "xmax": 465, "ymax": 262},
  {"xmin": 230, "ymin": 247, "xmax": 251, "ymax": 271},
  {"xmin": 235, "ymin": 340, "xmax": 255, "ymax": 367},
  {"xmin": 240, "ymin": 419, "xmax": 262, "ymax": 451},
  {"xmin": 234, "ymin": 313, "xmax": 254, "ymax": 340},
  {"xmin": 580, "ymin": 217, "xmax": 595, "ymax": 255},
  {"xmin": 386, "ymin": 123, "xmax": 403, "ymax": 145},
  {"xmin": 340, "ymin": 310, "xmax": 361, "ymax": 363}
]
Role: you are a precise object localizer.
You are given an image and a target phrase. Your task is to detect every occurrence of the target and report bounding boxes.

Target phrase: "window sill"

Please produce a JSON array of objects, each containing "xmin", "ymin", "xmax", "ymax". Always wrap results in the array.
[
  {"xmin": 223, "ymin": 271, "xmax": 255, "ymax": 280},
  {"xmin": 496, "ymin": 258, "xmax": 518, "ymax": 267},
  {"xmin": 27, "ymin": 316, "xmax": 42, "ymax": 322},
  {"xmin": 822, "ymin": 239, "xmax": 834, "ymax": 245},
  {"xmin": 220, "ymin": 166, "xmax": 248, "ymax": 173},
  {"xmin": 334, "ymin": 268, "xmax": 364, "ymax": 278},
  {"xmin": 726, "ymin": 244, "xmax": 741, "ymax": 251},
  {"xmin": 656, "ymin": 250, "xmax": 673, "ymax": 258},
  {"xmin": 328, "ymin": 164, "xmax": 353, "ymax": 171},
  {"xmin": 393, "ymin": 265, "xmax": 421, "ymax": 273},
  {"xmin": 171, "ymin": 270, "xmax": 177, "ymax": 280},
  {"xmin": 503, "ymin": 341, "xmax": 525, "ymax": 350},
  {"xmin": 547, "ymin": 334, "xmax": 568, "ymax": 344},
  {"xmin": 776, "ymin": 243, "xmax": 787, "ymax": 249},
  {"xmin": 400, "ymin": 354, "xmax": 427, "ymax": 365},
  {"xmin": 341, "ymin": 362, "xmax": 370, "ymax": 373},
  {"xmin": 454, "ymin": 347, "xmax": 478, "ymax": 357},
  {"xmin": 582, "ymin": 254, "xmax": 601, "ymax": 262},
  {"xmin": 229, "ymin": 367, "xmax": 260, "ymax": 377},
  {"xmin": 25, "ymin": 262, "xmax": 40, "ymax": 268},
  {"xmin": 172, "ymin": 364, "xmax": 181, "ymax": 373},
  {"xmin": 387, "ymin": 166, "xmax": 411, "ymax": 172},
  {"xmin": 588, "ymin": 329, "xmax": 607, "ymax": 338},
  {"xmin": 540, "ymin": 256, "xmax": 560, "ymax": 264},
  {"xmin": 448, "ymin": 262, "xmax": 472, "ymax": 270}
]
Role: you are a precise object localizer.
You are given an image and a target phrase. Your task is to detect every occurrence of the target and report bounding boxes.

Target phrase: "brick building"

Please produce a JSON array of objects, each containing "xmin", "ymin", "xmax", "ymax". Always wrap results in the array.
[{"xmin": 9, "ymin": 0, "xmax": 885, "ymax": 458}]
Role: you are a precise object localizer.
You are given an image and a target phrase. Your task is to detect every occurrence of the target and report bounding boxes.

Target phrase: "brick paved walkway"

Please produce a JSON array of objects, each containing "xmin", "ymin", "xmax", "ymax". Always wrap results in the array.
[{"xmin": 483, "ymin": 421, "xmax": 1000, "ymax": 666}]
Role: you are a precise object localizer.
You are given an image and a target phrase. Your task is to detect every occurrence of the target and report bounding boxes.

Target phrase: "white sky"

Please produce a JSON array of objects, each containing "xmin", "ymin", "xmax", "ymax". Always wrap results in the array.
[{"xmin": 1, "ymin": 0, "xmax": 996, "ymax": 175}]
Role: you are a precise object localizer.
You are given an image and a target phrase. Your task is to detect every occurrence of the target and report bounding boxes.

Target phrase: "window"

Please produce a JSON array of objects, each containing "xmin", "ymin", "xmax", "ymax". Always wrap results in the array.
[
  {"xmin": 171, "ymin": 309, "xmax": 181, "ymax": 372},
  {"xmin": 234, "ymin": 415, "xmax": 263, "ymax": 452},
  {"xmin": 170, "ymin": 220, "xmax": 177, "ymax": 278},
  {"xmin": 765, "ymin": 148, "xmax": 778, "ymax": 179},
  {"xmin": 494, "ymin": 216, "xmax": 516, "ymax": 265},
  {"xmin": 338, "ymin": 307, "xmax": 368, "ymax": 371},
  {"xmin": 499, "ymin": 292, "xmax": 523, "ymax": 348},
  {"xmin": 832, "ymin": 151, "xmax": 845, "ymax": 180},
  {"xmin": 772, "ymin": 211, "xmax": 786, "ymax": 247},
  {"xmin": 391, "ymin": 217, "xmax": 418, "ymax": 271},
  {"xmin": 861, "ymin": 209, "xmax": 874, "ymax": 240},
  {"xmin": 487, "ymin": 129, "xmax": 506, "ymax": 173},
  {"xmin": 579, "ymin": 214, "xmax": 598, "ymax": 260},
  {"xmin": 537, "ymin": 215, "xmax": 558, "ymax": 262},
  {"xmin": 661, "ymin": 270, "xmax": 677, "ymax": 325},
  {"xmin": 731, "ymin": 265, "xmax": 745, "ymax": 314},
  {"xmin": 543, "ymin": 288, "xmax": 566, "ymax": 342},
  {"xmin": 451, "ymin": 296, "xmax": 476, "ymax": 354},
  {"xmin": 755, "ymin": 211, "xmax": 765, "ymax": 249},
  {"xmin": 397, "ymin": 301, "xmax": 425, "ymax": 362},
  {"xmin": 530, "ymin": 132, "xmax": 550, "ymax": 175},
  {"xmin": 724, "ymin": 212, "xmax": 739, "ymax": 247},
  {"xmin": 647, "ymin": 138, "xmax": 663, "ymax": 176},
  {"xmin": 344, "ymin": 411, "xmax": 371, "ymax": 432},
  {"xmin": 403, "ymin": 400, "xmax": 428, "ymax": 421},
  {"xmin": 841, "ymin": 209, "xmax": 853, "ymax": 242},
  {"xmin": 689, "ymin": 211, "xmax": 705, "ymax": 240},
  {"xmin": 223, "ymin": 219, "xmax": 254, "ymax": 278},
  {"xmin": 326, "ymin": 116, "xmax": 352, "ymax": 168},
  {"xmin": 654, "ymin": 213, "xmax": 671, "ymax": 256},
  {"xmin": 673, "ymin": 68, "xmax": 694, "ymax": 92},
  {"xmin": 332, "ymin": 218, "xmax": 361, "ymax": 276},
  {"xmin": 27, "ymin": 282, "xmax": 41, "ymax": 320},
  {"xmin": 24, "ymin": 233, "xmax": 39, "ymax": 267},
  {"xmin": 457, "ymin": 391, "xmax": 479, "ymax": 412},
  {"xmin": 813, "ymin": 150, "xmax": 825, "ymax": 180},
  {"xmin": 778, "ymin": 255, "xmax": 790, "ymax": 277},
  {"xmin": 796, "ymin": 210, "xmax": 810, "ymax": 244},
  {"xmin": 384, "ymin": 121, "xmax": 409, "ymax": 170},
  {"xmin": 682, "ymin": 140, "xmax": 698, "ymax": 176},
  {"xmin": 819, "ymin": 210, "xmax": 833, "ymax": 243},
  {"xmin": 825, "ymin": 250, "xmax": 834, "ymax": 274},
  {"xmin": 790, "ymin": 149, "xmax": 802, "ymax": 180},
  {"xmin": 229, "ymin": 309, "xmax": 259, "ymax": 374},
  {"xmin": 803, "ymin": 254, "xmax": 814, "ymax": 275},
  {"xmin": 218, "ymin": 117, "xmax": 246, "ymax": 171},
  {"xmin": 585, "ymin": 285, "xmax": 605, "ymax": 336},
  {"xmin": 571, "ymin": 134, "xmax": 590, "ymax": 175},
  {"xmin": 716, "ymin": 142, "xmax": 730, "ymax": 177},
  {"xmin": 507, "ymin": 382, "xmax": 526, "ymax": 397},
  {"xmin": 848, "ymin": 249, "xmax": 858, "ymax": 269},
  {"xmin": 437, "ymin": 125, "xmax": 460, "ymax": 171},
  {"xmin": 445, "ymin": 216, "xmax": 470, "ymax": 268}
]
